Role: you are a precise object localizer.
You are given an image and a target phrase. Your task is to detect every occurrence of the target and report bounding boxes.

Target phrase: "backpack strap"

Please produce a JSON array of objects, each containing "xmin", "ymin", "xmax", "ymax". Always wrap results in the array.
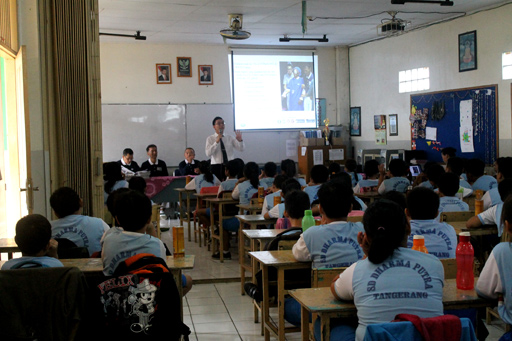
[{"xmin": 113, "ymin": 253, "xmax": 170, "ymax": 276}]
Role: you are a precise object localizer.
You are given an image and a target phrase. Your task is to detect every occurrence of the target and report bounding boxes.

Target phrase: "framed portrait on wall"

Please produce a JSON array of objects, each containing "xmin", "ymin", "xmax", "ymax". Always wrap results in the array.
[
  {"xmin": 177, "ymin": 57, "xmax": 192, "ymax": 77},
  {"xmin": 389, "ymin": 114, "xmax": 398, "ymax": 136},
  {"xmin": 459, "ymin": 30, "xmax": 477, "ymax": 72},
  {"xmin": 198, "ymin": 65, "xmax": 213, "ymax": 85},
  {"xmin": 350, "ymin": 107, "xmax": 361, "ymax": 136},
  {"xmin": 156, "ymin": 64, "xmax": 171, "ymax": 84}
]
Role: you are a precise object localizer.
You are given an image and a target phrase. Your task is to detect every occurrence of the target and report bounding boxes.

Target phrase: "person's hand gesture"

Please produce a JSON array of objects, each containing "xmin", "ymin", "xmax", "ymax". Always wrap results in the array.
[
  {"xmin": 235, "ymin": 130, "xmax": 243, "ymax": 142},
  {"xmin": 378, "ymin": 163, "xmax": 386, "ymax": 176}
]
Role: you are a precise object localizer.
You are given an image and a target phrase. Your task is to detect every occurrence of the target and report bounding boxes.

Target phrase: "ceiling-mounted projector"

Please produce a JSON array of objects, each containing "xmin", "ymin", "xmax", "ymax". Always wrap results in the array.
[
  {"xmin": 377, "ymin": 11, "xmax": 409, "ymax": 36},
  {"xmin": 379, "ymin": 21, "xmax": 406, "ymax": 33}
]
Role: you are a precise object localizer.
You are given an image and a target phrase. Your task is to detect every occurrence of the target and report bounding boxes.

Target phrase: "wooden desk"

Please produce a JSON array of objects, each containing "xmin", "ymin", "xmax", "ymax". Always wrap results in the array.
[
  {"xmin": 0, "ymin": 238, "xmax": 19, "ymax": 259},
  {"xmin": 237, "ymin": 215, "xmax": 278, "ymax": 294},
  {"xmin": 354, "ymin": 191, "xmax": 381, "ymax": 204},
  {"xmin": 175, "ymin": 188, "xmax": 195, "ymax": 241},
  {"xmin": 206, "ymin": 197, "xmax": 239, "ymax": 262},
  {"xmin": 250, "ymin": 250, "xmax": 311, "ymax": 341},
  {"xmin": 290, "ymin": 278, "xmax": 493, "ymax": 341},
  {"xmin": 238, "ymin": 202, "xmax": 263, "ymax": 215},
  {"xmin": 450, "ymin": 221, "xmax": 498, "ymax": 236}
]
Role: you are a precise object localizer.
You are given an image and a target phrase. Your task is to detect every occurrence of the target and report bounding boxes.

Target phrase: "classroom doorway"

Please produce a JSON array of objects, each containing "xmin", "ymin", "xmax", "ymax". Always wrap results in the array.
[{"xmin": 0, "ymin": 45, "xmax": 33, "ymax": 238}]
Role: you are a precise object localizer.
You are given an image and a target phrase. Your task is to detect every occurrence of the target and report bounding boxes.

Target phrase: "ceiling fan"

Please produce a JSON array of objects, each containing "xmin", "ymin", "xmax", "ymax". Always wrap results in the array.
[{"xmin": 219, "ymin": 14, "xmax": 251, "ymax": 40}]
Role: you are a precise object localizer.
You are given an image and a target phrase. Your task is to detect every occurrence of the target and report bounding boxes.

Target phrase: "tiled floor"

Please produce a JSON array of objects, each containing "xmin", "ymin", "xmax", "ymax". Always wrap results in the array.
[{"xmin": 163, "ymin": 217, "xmax": 506, "ymax": 340}]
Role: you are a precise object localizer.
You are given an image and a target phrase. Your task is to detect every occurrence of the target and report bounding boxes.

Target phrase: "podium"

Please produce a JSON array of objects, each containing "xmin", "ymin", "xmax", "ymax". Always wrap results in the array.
[{"xmin": 298, "ymin": 145, "xmax": 346, "ymax": 183}]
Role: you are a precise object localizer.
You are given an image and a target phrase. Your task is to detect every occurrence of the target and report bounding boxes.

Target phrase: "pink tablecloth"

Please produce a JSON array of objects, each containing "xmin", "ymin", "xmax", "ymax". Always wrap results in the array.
[{"xmin": 145, "ymin": 176, "xmax": 186, "ymax": 198}]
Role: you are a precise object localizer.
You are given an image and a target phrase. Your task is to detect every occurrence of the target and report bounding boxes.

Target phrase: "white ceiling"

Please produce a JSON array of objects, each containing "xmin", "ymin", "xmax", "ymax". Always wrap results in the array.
[{"xmin": 98, "ymin": 0, "xmax": 511, "ymax": 46}]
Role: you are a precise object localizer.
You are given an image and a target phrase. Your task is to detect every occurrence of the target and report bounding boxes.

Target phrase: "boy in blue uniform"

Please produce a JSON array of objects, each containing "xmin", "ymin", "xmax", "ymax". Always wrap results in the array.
[
  {"xmin": 303, "ymin": 164, "xmax": 329, "ymax": 204},
  {"xmin": 406, "ymin": 187, "xmax": 457, "ymax": 258},
  {"xmin": 261, "ymin": 174, "xmax": 287, "ymax": 216},
  {"xmin": 467, "ymin": 179, "xmax": 512, "ymax": 237},
  {"xmin": 466, "ymin": 158, "xmax": 498, "ymax": 191},
  {"xmin": 482, "ymin": 157, "xmax": 512, "ymax": 210},
  {"xmin": 50, "ymin": 187, "xmax": 109, "ymax": 256},
  {"xmin": 2, "ymin": 214, "xmax": 62, "ymax": 269},
  {"xmin": 259, "ymin": 161, "xmax": 277, "ymax": 188},
  {"xmin": 446, "ymin": 157, "xmax": 473, "ymax": 196},
  {"xmin": 437, "ymin": 172, "xmax": 469, "ymax": 215},
  {"xmin": 264, "ymin": 178, "xmax": 301, "ymax": 219},
  {"xmin": 377, "ymin": 159, "xmax": 411, "ymax": 194},
  {"xmin": 477, "ymin": 196, "xmax": 512, "ymax": 340},
  {"xmin": 353, "ymin": 159, "xmax": 379, "ymax": 194}
]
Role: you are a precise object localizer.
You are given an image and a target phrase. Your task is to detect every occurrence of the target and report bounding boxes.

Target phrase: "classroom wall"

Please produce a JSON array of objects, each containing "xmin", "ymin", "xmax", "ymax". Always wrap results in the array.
[
  {"xmin": 348, "ymin": 4, "xmax": 512, "ymax": 160},
  {"xmin": 99, "ymin": 43, "xmax": 348, "ymax": 164}
]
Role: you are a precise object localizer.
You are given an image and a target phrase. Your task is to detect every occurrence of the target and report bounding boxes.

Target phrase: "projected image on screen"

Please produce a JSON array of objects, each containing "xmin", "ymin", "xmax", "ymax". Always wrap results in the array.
[{"xmin": 232, "ymin": 52, "xmax": 318, "ymax": 130}]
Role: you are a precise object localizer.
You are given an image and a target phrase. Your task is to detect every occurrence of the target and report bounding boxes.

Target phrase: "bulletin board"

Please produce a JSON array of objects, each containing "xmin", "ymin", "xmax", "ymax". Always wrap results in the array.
[{"xmin": 410, "ymin": 84, "xmax": 498, "ymax": 164}]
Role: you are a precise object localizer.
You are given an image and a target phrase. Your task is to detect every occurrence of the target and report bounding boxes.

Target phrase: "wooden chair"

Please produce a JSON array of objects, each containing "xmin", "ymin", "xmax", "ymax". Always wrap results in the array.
[
  {"xmin": 439, "ymin": 211, "xmax": 475, "ymax": 222},
  {"xmin": 193, "ymin": 186, "xmax": 219, "ymax": 247},
  {"xmin": 210, "ymin": 190, "xmax": 238, "ymax": 254},
  {"xmin": 277, "ymin": 240, "xmax": 296, "ymax": 250},
  {"xmin": 347, "ymin": 215, "xmax": 363, "ymax": 222},
  {"xmin": 151, "ymin": 204, "xmax": 161, "ymax": 239}
]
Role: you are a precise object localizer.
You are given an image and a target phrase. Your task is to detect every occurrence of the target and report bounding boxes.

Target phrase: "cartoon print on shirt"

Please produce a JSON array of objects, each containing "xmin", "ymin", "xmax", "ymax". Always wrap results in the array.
[{"xmin": 127, "ymin": 279, "xmax": 158, "ymax": 334}]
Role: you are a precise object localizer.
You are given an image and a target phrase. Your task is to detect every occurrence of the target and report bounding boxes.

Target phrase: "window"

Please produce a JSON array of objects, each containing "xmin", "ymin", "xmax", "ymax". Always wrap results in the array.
[
  {"xmin": 503, "ymin": 52, "xmax": 512, "ymax": 80},
  {"xmin": 399, "ymin": 67, "xmax": 429, "ymax": 93}
]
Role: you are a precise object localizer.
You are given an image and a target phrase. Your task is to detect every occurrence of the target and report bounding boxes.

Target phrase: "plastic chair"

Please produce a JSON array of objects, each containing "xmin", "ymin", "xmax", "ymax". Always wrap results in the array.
[{"xmin": 193, "ymin": 186, "xmax": 219, "ymax": 247}]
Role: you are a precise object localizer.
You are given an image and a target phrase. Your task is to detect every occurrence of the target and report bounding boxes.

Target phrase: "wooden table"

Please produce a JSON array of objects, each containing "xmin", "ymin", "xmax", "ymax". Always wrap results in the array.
[
  {"xmin": 175, "ymin": 188, "xmax": 196, "ymax": 241},
  {"xmin": 237, "ymin": 202, "xmax": 263, "ymax": 215},
  {"xmin": 450, "ymin": 221, "xmax": 498, "ymax": 236},
  {"xmin": 289, "ymin": 278, "xmax": 493, "ymax": 341},
  {"xmin": 237, "ymin": 215, "xmax": 278, "ymax": 294},
  {"xmin": 206, "ymin": 197, "xmax": 239, "ymax": 262},
  {"xmin": 0, "ymin": 238, "xmax": 19, "ymax": 259},
  {"xmin": 354, "ymin": 191, "xmax": 381, "ymax": 204},
  {"xmin": 250, "ymin": 250, "xmax": 311, "ymax": 341}
]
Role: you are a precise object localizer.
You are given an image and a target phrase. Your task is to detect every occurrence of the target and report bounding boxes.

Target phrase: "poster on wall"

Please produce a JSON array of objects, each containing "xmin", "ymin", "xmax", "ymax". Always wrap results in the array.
[
  {"xmin": 460, "ymin": 126, "xmax": 474, "ymax": 153},
  {"xmin": 374, "ymin": 115, "xmax": 387, "ymax": 145}
]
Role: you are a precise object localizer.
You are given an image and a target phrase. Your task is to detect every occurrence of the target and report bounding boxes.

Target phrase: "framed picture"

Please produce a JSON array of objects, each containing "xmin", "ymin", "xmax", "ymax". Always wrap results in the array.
[
  {"xmin": 350, "ymin": 107, "xmax": 361, "ymax": 136},
  {"xmin": 156, "ymin": 64, "xmax": 171, "ymax": 84},
  {"xmin": 459, "ymin": 30, "xmax": 477, "ymax": 72},
  {"xmin": 198, "ymin": 65, "xmax": 213, "ymax": 85},
  {"xmin": 389, "ymin": 114, "xmax": 398, "ymax": 136},
  {"xmin": 177, "ymin": 57, "xmax": 192, "ymax": 77}
]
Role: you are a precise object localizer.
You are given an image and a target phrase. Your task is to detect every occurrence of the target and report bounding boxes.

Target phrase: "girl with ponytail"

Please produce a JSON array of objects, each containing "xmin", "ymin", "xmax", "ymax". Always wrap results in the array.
[
  {"xmin": 232, "ymin": 162, "xmax": 268, "ymax": 206},
  {"xmin": 185, "ymin": 161, "xmax": 220, "ymax": 193},
  {"xmin": 326, "ymin": 199, "xmax": 444, "ymax": 341}
]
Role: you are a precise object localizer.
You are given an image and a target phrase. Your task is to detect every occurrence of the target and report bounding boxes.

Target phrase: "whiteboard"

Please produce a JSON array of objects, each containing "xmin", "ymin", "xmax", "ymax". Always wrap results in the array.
[
  {"xmin": 102, "ymin": 104, "xmax": 186, "ymax": 166},
  {"xmin": 102, "ymin": 103, "xmax": 300, "ymax": 166}
]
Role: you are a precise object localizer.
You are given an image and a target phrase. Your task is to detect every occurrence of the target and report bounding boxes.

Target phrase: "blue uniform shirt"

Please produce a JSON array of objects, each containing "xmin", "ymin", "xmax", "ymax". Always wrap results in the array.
[
  {"xmin": 472, "ymin": 175, "xmax": 498, "ymax": 192},
  {"xmin": 489, "ymin": 242, "xmax": 512, "ymax": 325},
  {"xmin": 1, "ymin": 256, "xmax": 63, "ymax": 269},
  {"xmin": 351, "ymin": 248, "xmax": 444, "ymax": 341},
  {"xmin": 407, "ymin": 219, "xmax": 457, "ymax": 258},
  {"xmin": 378, "ymin": 177, "xmax": 411, "ymax": 194},
  {"xmin": 302, "ymin": 221, "xmax": 364, "ymax": 268},
  {"xmin": 194, "ymin": 174, "xmax": 220, "ymax": 194},
  {"xmin": 483, "ymin": 187, "xmax": 502, "ymax": 210},
  {"xmin": 303, "ymin": 184, "xmax": 321, "ymax": 204},
  {"xmin": 51, "ymin": 215, "xmax": 109, "ymax": 256},
  {"xmin": 259, "ymin": 177, "xmax": 274, "ymax": 188},
  {"xmin": 438, "ymin": 196, "xmax": 469, "ymax": 214}
]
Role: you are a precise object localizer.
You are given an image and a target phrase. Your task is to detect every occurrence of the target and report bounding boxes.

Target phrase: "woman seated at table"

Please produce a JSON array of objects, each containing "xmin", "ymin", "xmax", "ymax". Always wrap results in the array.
[{"xmin": 329, "ymin": 199, "xmax": 444, "ymax": 341}]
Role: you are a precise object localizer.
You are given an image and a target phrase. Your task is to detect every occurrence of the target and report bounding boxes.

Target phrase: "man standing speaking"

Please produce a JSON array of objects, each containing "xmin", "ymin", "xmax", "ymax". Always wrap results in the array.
[{"xmin": 205, "ymin": 116, "xmax": 244, "ymax": 180}]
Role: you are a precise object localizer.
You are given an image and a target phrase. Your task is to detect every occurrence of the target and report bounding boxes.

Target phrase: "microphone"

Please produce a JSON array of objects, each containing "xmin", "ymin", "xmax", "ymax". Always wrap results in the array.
[{"xmin": 219, "ymin": 128, "xmax": 224, "ymax": 136}]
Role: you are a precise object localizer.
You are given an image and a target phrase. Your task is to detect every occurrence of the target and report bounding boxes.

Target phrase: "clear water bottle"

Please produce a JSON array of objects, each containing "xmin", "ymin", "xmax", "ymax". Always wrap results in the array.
[
  {"xmin": 456, "ymin": 232, "xmax": 474, "ymax": 290},
  {"xmin": 301, "ymin": 210, "xmax": 315, "ymax": 232}
]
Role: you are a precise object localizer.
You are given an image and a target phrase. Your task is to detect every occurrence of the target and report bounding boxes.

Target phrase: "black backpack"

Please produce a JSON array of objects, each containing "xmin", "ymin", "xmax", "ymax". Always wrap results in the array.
[{"xmin": 84, "ymin": 254, "xmax": 190, "ymax": 341}]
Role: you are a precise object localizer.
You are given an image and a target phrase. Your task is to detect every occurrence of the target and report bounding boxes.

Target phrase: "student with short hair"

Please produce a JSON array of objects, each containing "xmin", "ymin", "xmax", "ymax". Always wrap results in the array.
[
  {"xmin": 406, "ymin": 187, "xmax": 457, "ymax": 258},
  {"xmin": 330, "ymin": 172, "xmax": 366, "ymax": 212},
  {"xmin": 178, "ymin": 147, "xmax": 199, "ymax": 176},
  {"xmin": 466, "ymin": 158, "xmax": 498, "ymax": 191},
  {"xmin": 103, "ymin": 161, "xmax": 129, "ymax": 205},
  {"xmin": 264, "ymin": 178, "xmax": 301, "ymax": 219},
  {"xmin": 330, "ymin": 200, "xmax": 444, "ymax": 341},
  {"xmin": 328, "ymin": 162, "xmax": 342, "ymax": 178},
  {"xmin": 50, "ymin": 187, "xmax": 110, "ymax": 256},
  {"xmin": 353, "ymin": 159, "xmax": 379, "ymax": 194},
  {"xmin": 421, "ymin": 163, "xmax": 445, "ymax": 189},
  {"xmin": 377, "ymin": 159, "xmax": 411, "ymax": 194},
  {"xmin": 259, "ymin": 161, "xmax": 277, "ymax": 188},
  {"xmin": 292, "ymin": 180, "xmax": 364, "ymax": 268},
  {"xmin": 101, "ymin": 190, "xmax": 193, "ymax": 294},
  {"xmin": 467, "ymin": 178, "xmax": 512, "ymax": 237},
  {"xmin": 482, "ymin": 157, "xmax": 512, "ymax": 210},
  {"xmin": 261, "ymin": 174, "xmax": 287, "ymax": 216},
  {"xmin": 437, "ymin": 172, "xmax": 470, "ymax": 215},
  {"xmin": 446, "ymin": 157, "xmax": 473, "ymax": 199},
  {"xmin": 304, "ymin": 165, "xmax": 329, "ymax": 204},
  {"xmin": 217, "ymin": 159, "xmax": 239, "ymax": 194},
  {"xmin": 184, "ymin": 160, "xmax": 221, "ymax": 193},
  {"xmin": 476, "ymin": 196, "xmax": 512, "ymax": 340},
  {"xmin": 2, "ymin": 214, "xmax": 62, "ymax": 269},
  {"xmin": 128, "ymin": 176, "xmax": 147, "ymax": 195}
]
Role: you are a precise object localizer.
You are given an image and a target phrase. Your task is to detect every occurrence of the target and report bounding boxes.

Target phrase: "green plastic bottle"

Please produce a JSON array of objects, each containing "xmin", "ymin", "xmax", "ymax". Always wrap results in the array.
[{"xmin": 302, "ymin": 210, "xmax": 315, "ymax": 232}]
